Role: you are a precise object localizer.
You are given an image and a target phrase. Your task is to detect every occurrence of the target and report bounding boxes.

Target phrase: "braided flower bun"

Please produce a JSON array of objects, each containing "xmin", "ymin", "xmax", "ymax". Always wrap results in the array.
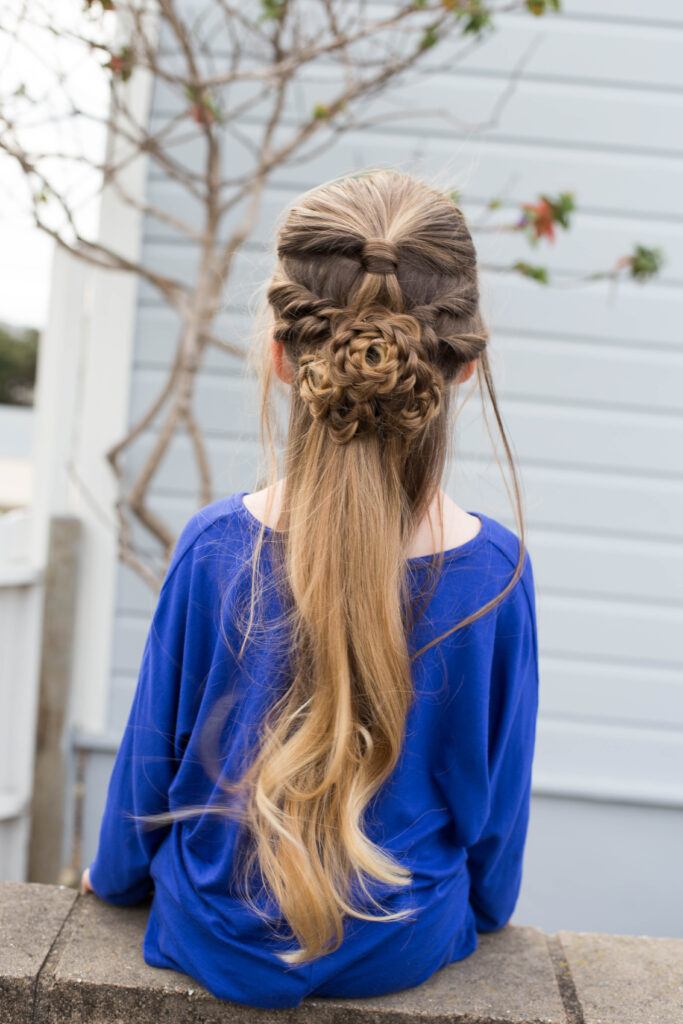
[
  {"xmin": 297, "ymin": 310, "xmax": 443, "ymax": 446},
  {"xmin": 266, "ymin": 170, "xmax": 489, "ymax": 449}
]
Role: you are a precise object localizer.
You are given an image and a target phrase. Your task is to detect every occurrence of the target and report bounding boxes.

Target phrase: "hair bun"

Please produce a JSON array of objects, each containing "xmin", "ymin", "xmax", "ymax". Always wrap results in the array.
[
  {"xmin": 360, "ymin": 238, "xmax": 399, "ymax": 276},
  {"xmin": 297, "ymin": 311, "xmax": 443, "ymax": 445}
]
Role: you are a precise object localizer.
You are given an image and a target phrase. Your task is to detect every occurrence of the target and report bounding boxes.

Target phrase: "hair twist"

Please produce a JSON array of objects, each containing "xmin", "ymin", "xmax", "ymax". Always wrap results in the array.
[
  {"xmin": 267, "ymin": 279, "xmax": 340, "ymax": 347},
  {"xmin": 360, "ymin": 238, "xmax": 399, "ymax": 276},
  {"xmin": 297, "ymin": 311, "xmax": 443, "ymax": 445}
]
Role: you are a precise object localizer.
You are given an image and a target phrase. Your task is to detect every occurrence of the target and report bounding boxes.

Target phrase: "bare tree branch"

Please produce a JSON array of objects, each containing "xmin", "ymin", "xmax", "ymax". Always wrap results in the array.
[{"xmin": 1, "ymin": 0, "xmax": 656, "ymax": 591}]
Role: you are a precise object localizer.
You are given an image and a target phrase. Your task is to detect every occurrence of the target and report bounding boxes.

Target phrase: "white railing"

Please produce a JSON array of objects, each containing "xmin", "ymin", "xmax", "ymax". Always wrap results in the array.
[{"xmin": 0, "ymin": 507, "xmax": 44, "ymax": 879}]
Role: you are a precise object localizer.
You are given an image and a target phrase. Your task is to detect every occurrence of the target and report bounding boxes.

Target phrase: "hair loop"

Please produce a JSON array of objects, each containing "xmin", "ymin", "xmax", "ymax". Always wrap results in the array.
[{"xmin": 360, "ymin": 238, "xmax": 399, "ymax": 276}]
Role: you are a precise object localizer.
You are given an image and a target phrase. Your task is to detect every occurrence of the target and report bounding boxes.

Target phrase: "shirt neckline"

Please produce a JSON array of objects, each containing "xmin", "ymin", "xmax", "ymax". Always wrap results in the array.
[{"xmin": 235, "ymin": 490, "xmax": 489, "ymax": 565}]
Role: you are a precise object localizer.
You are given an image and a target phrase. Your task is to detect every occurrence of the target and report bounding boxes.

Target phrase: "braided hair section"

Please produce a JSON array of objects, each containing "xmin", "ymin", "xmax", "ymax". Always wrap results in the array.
[
  {"xmin": 267, "ymin": 232, "xmax": 456, "ymax": 448},
  {"xmin": 297, "ymin": 310, "xmax": 443, "ymax": 446},
  {"xmin": 266, "ymin": 171, "xmax": 491, "ymax": 455}
]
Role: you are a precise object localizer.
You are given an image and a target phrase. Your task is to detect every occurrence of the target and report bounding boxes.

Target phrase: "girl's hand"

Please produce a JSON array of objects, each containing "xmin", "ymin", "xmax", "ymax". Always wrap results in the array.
[{"xmin": 80, "ymin": 867, "xmax": 94, "ymax": 895}]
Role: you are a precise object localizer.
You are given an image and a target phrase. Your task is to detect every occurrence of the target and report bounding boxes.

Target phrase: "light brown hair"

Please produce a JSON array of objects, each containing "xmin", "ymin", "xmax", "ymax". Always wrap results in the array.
[{"xmin": 140, "ymin": 169, "xmax": 527, "ymax": 966}]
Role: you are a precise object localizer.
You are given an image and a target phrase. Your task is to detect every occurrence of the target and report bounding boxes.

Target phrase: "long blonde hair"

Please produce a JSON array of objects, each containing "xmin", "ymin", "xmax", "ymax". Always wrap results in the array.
[{"xmin": 140, "ymin": 169, "xmax": 527, "ymax": 965}]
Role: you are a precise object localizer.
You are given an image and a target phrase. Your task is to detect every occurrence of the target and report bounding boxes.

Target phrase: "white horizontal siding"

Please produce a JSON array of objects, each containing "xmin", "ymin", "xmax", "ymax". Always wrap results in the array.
[
  {"xmin": 355, "ymin": 0, "xmax": 683, "ymax": 25},
  {"xmin": 112, "ymin": 567, "xmax": 683, "ymax": 675},
  {"xmin": 431, "ymin": 16, "xmax": 683, "ymax": 91},
  {"xmin": 143, "ymin": 186, "xmax": 683, "ymax": 284},
  {"xmin": 484, "ymin": 274, "xmax": 682, "ymax": 349},
  {"xmin": 149, "ymin": 70, "xmax": 683, "ymax": 158},
  {"xmin": 552, "ymin": 0, "xmax": 683, "ymax": 26},
  {"xmin": 124, "ymin": 350, "xmax": 683, "ymax": 486},
  {"xmin": 121, "ymin": 400, "xmax": 683, "ymax": 496},
  {"xmin": 108, "ymin": 644, "xmax": 683, "ymax": 731},
  {"xmin": 109, "ymin": 0, "xmax": 683, "ymax": 848},
  {"xmin": 534, "ymin": 719, "xmax": 683, "ymax": 806},
  {"xmin": 148, "ymin": 124, "xmax": 683, "ymax": 223},
  {"xmin": 159, "ymin": 8, "xmax": 683, "ymax": 90},
  {"xmin": 133, "ymin": 322, "xmax": 683, "ymax": 418},
  {"xmin": 170, "ymin": 0, "xmax": 683, "ymax": 27},
  {"xmin": 133, "ymin": 307, "xmax": 252, "ymax": 372},
  {"xmin": 115, "ymin": 454, "xmax": 683, "ymax": 555},
  {"xmin": 166, "ymin": 0, "xmax": 683, "ymax": 37},
  {"xmin": 137, "ymin": 248, "xmax": 683, "ymax": 348}
]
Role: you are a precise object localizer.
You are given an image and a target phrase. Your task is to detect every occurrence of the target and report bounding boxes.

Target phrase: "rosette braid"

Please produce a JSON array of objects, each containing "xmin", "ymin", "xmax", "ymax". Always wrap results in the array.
[{"xmin": 297, "ymin": 311, "xmax": 443, "ymax": 445}]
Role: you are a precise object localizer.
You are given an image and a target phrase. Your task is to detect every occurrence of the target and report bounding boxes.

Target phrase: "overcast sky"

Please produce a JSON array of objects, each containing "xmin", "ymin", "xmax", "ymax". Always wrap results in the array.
[{"xmin": 1, "ymin": 1, "xmax": 109, "ymax": 331}]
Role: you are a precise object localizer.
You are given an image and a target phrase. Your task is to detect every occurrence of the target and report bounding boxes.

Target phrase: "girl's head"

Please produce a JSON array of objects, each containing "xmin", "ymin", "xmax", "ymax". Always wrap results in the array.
[
  {"xmin": 149, "ymin": 170, "xmax": 527, "ymax": 967},
  {"xmin": 264, "ymin": 169, "xmax": 487, "ymax": 511}
]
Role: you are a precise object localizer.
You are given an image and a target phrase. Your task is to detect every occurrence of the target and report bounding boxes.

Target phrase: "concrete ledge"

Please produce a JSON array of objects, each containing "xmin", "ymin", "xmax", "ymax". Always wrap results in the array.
[
  {"xmin": 1, "ymin": 882, "xmax": 682, "ymax": 1024},
  {"xmin": 0, "ymin": 881, "xmax": 77, "ymax": 1023}
]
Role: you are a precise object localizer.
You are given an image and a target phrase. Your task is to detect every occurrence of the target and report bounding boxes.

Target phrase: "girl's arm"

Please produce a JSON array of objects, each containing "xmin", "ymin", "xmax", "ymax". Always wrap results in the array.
[
  {"xmin": 86, "ymin": 519, "xmax": 199, "ymax": 906},
  {"xmin": 466, "ymin": 553, "xmax": 540, "ymax": 932}
]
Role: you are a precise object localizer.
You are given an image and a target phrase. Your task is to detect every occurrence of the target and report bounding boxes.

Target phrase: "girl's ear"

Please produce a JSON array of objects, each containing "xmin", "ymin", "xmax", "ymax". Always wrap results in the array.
[
  {"xmin": 269, "ymin": 332, "xmax": 294, "ymax": 385},
  {"xmin": 457, "ymin": 359, "xmax": 477, "ymax": 384}
]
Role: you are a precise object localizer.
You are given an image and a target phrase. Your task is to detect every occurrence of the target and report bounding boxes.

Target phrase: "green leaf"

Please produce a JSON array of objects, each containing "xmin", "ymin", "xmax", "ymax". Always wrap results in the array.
[
  {"xmin": 513, "ymin": 261, "xmax": 549, "ymax": 284},
  {"xmin": 447, "ymin": 188, "xmax": 462, "ymax": 204},
  {"xmin": 545, "ymin": 190, "xmax": 575, "ymax": 228},
  {"xmin": 259, "ymin": 0, "xmax": 286, "ymax": 20},
  {"xmin": 419, "ymin": 24, "xmax": 439, "ymax": 50},
  {"xmin": 448, "ymin": 1, "xmax": 493, "ymax": 37},
  {"xmin": 0, "ymin": 323, "xmax": 39, "ymax": 406},
  {"xmin": 628, "ymin": 244, "xmax": 665, "ymax": 282},
  {"xmin": 525, "ymin": 0, "xmax": 562, "ymax": 13}
]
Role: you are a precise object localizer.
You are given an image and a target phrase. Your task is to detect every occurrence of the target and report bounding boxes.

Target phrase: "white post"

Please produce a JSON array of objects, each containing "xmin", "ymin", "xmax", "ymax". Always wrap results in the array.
[
  {"xmin": 29, "ymin": 246, "xmax": 89, "ymax": 567},
  {"xmin": 58, "ymin": 4, "xmax": 160, "ymax": 737},
  {"xmin": 0, "ymin": 510, "xmax": 43, "ymax": 879}
]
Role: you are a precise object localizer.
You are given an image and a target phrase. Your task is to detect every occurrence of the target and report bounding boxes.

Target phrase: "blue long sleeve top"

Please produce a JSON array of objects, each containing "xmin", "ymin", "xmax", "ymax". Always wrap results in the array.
[{"xmin": 89, "ymin": 488, "xmax": 539, "ymax": 1009}]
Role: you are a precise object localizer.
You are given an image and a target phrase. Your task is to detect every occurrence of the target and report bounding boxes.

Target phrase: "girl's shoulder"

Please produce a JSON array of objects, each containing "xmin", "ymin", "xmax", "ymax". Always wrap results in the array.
[
  {"xmin": 163, "ymin": 491, "xmax": 252, "ymax": 588},
  {"xmin": 478, "ymin": 513, "xmax": 537, "ymax": 625},
  {"xmin": 166, "ymin": 490, "xmax": 535, "ymax": 620},
  {"xmin": 478, "ymin": 511, "xmax": 534, "ymax": 577}
]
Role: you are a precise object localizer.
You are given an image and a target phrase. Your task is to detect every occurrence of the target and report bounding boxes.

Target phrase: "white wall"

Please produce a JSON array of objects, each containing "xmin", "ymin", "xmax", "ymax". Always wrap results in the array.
[{"xmin": 74, "ymin": 0, "xmax": 683, "ymax": 937}]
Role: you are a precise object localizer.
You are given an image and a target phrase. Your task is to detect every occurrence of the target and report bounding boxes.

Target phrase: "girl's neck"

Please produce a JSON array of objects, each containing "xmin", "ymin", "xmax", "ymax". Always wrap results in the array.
[{"xmin": 242, "ymin": 478, "xmax": 481, "ymax": 560}]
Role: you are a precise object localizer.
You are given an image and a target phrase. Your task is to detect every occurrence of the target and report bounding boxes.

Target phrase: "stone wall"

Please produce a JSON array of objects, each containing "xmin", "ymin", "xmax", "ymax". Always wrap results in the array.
[{"xmin": 1, "ymin": 882, "xmax": 681, "ymax": 1023}]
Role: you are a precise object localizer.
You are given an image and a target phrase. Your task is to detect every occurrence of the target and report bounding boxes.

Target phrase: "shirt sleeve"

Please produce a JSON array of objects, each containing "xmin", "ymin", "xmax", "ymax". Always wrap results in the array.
[
  {"xmin": 88, "ymin": 516, "xmax": 200, "ymax": 906},
  {"xmin": 466, "ymin": 550, "xmax": 539, "ymax": 933}
]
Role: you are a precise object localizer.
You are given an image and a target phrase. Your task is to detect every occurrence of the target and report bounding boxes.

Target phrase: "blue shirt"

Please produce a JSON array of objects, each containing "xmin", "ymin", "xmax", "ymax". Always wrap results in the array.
[{"xmin": 89, "ymin": 488, "xmax": 539, "ymax": 1009}]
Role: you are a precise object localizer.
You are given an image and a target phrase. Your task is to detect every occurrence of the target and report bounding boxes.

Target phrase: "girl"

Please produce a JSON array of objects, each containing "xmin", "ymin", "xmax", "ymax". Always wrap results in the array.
[{"xmin": 83, "ymin": 169, "xmax": 539, "ymax": 1009}]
